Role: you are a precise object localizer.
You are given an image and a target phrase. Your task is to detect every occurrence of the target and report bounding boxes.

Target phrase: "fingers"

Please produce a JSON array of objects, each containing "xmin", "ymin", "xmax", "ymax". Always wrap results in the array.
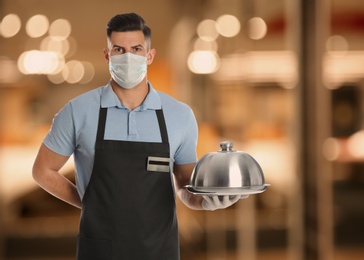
[
  {"xmin": 213, "ymin": 195, "xmax": 224, "ymax": 207},
  {"xmin": 202, "ymin": 194, "xmax": 246, "ymax": 211},
  {"xmin": 202, "ymin": 195, "xmax": 215, "ymax": 210},
  {"xmin": 226, "ymin": 195, "xmax": 240, "ymax": 205}
]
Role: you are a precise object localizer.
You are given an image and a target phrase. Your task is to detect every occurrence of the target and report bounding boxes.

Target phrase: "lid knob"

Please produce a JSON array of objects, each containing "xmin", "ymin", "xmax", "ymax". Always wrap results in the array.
[{"xmin": 220, "ymin": 141, "xmax": 234, "ymax": 152}]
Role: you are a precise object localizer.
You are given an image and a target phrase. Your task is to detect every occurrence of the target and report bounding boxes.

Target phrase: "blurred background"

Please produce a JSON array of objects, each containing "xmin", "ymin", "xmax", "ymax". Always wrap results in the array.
[{"xmin": 1, "ymin": 0, "xmax": 364, "ymax": 259}]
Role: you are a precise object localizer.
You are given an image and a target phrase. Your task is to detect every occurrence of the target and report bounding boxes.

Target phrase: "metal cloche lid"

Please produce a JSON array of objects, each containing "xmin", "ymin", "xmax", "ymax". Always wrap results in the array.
[{"xmin": 186, "ymin": 141, "xmax": 269, "ymax": 196}]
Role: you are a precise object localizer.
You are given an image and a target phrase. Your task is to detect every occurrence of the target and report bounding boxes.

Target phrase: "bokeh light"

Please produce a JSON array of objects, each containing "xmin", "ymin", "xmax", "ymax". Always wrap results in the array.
[
  {"xmin": 216, "ymin": 14, "xmax": 240, "ymax": 38},
  {"xmin": 49, "ymin": 19, "xmax": 72, "ymax": 40},
  {"xmin": 347, "ymin": 130, "xmax": 364, "ymax": 158},
  {"xmin": 247, "ymin": 17, "xmax": 267, "ymax": 40},
  {"xmin": 187, "ymin": 50, "xmax": 220, "ymax": 74},
  {"xmin": 197, "ymin": 19, "xmax": 219, "ymax": 42},
  {"xmin": 64, "ymin": 36, "xmax": 78, "ymax": 57},
  {"xmin": 0, "ymin": 14, "xmax": 21, "ymax": 38},
  {"xmin": 26, "ymin": 14, "xmax": 49, "ymax": 38},
  {"xmin": 17, "ymin": 50, "xmax": 61, "ymax": 74},
  {"xmin": 47, "ymin": 71, "xmax": 65, "ymax": 84},
  {"xmin": 40, "ymin": 36, "xmax": 70, "ymax": 56},
  {"xmin": 1, "ymin": 12, "xmax": 90, "ymax": 85},
  {"xmin": 62, "ymin": 60, "xmax": 85, "ymax": 84},
  {"xmin": 193, "ymin": 38, "xmax": 218, "ymax": 52},
  {"xmin": 79, "ymin": 62, "xmax": 95, "ymax": 84},
  {"xmin": 47, "ymin": 60, "xmax": 94, "ymax": 84}
]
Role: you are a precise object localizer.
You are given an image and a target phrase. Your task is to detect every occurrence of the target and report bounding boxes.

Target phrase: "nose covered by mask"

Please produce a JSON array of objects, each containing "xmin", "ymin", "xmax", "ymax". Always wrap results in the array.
[{"xmin": 109, "ymin": 52, "xmax": 147, "ymax": 89}]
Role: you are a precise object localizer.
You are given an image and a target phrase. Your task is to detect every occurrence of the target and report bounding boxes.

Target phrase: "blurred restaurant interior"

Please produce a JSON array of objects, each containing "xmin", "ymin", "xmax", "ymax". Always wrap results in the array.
[{"xmin": 1, "ymin": 0, "xmax": 364, "ymax": 259}]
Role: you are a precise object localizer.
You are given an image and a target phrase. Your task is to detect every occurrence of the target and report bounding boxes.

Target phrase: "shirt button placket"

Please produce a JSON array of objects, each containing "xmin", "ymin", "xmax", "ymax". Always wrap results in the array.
[{"xmin": 128, "ymin": 111, "xmax": 136, "ymax": 137}]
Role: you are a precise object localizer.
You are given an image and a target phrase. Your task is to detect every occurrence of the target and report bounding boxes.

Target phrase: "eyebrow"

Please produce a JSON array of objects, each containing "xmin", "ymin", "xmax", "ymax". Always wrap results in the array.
[{"xmin": 112, "ymin": 44, "xmax": 144, "ymax": 49}]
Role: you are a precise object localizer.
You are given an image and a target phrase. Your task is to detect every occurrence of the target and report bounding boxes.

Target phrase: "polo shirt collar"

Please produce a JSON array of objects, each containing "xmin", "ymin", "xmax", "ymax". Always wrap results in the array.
[{"xmin": 101, "ymin": 82, "xmax": 161, "ymax": 111}]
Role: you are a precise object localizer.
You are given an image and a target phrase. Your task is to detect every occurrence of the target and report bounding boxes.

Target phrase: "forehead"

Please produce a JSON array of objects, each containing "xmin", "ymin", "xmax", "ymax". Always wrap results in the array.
[{"xmin": 108, "ymin": 31, "xmax": 146, "ymax": 47}]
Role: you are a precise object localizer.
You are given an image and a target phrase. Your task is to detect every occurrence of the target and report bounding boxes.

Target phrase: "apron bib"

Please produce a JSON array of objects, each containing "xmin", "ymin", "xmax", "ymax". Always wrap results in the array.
[{"xmin": 76, "ymin": 107, "xmax": 179, "ymax": 260}]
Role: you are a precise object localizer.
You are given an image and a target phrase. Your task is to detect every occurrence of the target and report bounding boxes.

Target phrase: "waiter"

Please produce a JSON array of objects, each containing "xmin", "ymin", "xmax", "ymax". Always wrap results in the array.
[{"xmin": 32, "ymin": 13, "xmax": 242, "ymax": 259}]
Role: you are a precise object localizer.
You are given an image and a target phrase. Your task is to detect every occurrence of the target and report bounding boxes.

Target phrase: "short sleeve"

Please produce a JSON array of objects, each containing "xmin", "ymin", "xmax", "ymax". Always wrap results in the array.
[
  {"xmin": 43, "ymin": 102, "xmax": 76, "ymax": 156},
  {"xmin": 174, "ymin": 108, "xmax": 198, "ymax": 165}
]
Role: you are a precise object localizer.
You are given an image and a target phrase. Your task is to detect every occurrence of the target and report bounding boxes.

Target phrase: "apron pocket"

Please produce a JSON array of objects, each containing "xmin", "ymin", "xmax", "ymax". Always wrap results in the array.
[{"xmin": 77, "ymin": 235, "xmax": 111, "ymax": 260}]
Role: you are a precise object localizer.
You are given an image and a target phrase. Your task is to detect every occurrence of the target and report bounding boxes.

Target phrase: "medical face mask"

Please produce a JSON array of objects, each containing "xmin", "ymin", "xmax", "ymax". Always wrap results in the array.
[{"xmin": 109, "ymin": 52, "xmax": 147, "ymax": 89}]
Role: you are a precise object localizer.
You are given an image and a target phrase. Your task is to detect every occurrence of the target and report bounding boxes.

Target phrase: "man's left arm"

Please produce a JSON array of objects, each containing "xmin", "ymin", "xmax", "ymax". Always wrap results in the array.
[{"xmin": 173, "ymin": 163, "xmax": 204, "ymax": 210}]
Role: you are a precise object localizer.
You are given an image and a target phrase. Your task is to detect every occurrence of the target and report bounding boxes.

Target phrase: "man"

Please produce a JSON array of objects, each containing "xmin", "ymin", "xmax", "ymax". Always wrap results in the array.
[{"xmin": 32, "ymin": 13, "xmax": 242, "ymax": 259}]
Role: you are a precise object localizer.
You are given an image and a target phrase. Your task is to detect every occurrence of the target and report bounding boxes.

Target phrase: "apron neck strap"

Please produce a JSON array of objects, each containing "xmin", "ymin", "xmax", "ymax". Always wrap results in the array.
[
  {"xmin": 155, "ymin": 109, "xmax": 169, "ymax": 144},
  {"xmin": 96, "ymin": 107, "xmax": 108, "ymax": 141}
]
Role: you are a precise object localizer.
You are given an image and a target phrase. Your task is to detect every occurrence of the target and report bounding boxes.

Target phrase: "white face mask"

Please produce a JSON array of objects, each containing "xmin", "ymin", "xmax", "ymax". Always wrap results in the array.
[{"xmin": 109, "ymin": 52, "xmax": 147, "ymax": 89}]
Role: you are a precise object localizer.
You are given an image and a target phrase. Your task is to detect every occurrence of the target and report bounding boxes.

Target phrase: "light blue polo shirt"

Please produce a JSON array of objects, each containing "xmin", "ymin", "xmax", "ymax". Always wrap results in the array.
[{"xmin": 44, "ymin": 82, "xmax": 198, "ymax": 198}]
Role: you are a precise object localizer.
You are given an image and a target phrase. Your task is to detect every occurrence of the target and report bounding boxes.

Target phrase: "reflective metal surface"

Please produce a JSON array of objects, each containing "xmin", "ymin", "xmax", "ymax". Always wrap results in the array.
[
  {"xmin": 185, "ymin": 185, "xmax": 269, "ymax": 195},
  {"xmin": 189, "ymin": 141, "xmax": 268, "ymax": 194}
]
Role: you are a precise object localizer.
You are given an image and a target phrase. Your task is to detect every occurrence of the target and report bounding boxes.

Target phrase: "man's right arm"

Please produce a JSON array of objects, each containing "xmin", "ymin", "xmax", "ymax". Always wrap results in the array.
[{"xmin": 32, "ymin": 144, "xmax": 82, "ymax": 209}]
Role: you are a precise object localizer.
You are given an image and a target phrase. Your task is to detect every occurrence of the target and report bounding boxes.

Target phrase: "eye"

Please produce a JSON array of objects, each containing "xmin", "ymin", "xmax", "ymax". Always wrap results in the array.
[
  {"xmin": 133, "ymin": 46, "xmax": 143, "ymax": 52},
  {"xmin": 113, "ymin": 46, "xmax": 124, "ymax": 53}
]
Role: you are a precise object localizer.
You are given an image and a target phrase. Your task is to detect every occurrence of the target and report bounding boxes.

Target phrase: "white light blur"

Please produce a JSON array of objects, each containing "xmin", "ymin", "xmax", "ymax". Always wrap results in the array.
[
  {"xmin": 62, "ymin": 60, "xmax": 84, "ymax": 84},
  {"xmin": 47, "ymin": 72, "xmax": 65, "ymax": 84},
  {"xmin": 216, "ymin": 14, "xmax": 240, "ymax": 38},
  {"xmin": 347, "ymin": 130, "xmax": 364, "ymax": 158},
  {"xmin": 49, "ymin": 55, "xmax": 66, "ymax": 75},
  {"xmin": 213, "ymin": 51, "xmax": 298, "ymax": 88},
  {"xmin": 197, "ymin": 19, "xmax": 219, "ymax": 42},
  {"xmin": 322, "ymin": 138, "xmax": 341, "ymax": 161},
  {"xmin": 49, "ymin": 19, "xmax": 72, "ymax": 40},
  {"xmin": 323, "ymin": 51, "xmax": 364, "ymax": 89},
  {"xmin": 46, "ymin": 60, "xmax": 94, "ymax": 85},
  {"xmin": 247, "ymin": 17, "xmax": 267, "ymax": 40},
  {"xmin": 79, "ymin": 62, "xmax": 95, "ymax": 84},
  {"xmin": 17, "ymin": 50, "xmax": 62, "ymax": 75},
  {"xmin": 0, "ymin": 14, "xmax": 21, "ymax": 38},
  {"xmin": 41, "ymin": 36, "xmax": 70, "ymax": 56},
  {"xmin": 187, "ymin": 50, "xmax": 220, "ymax": 74},
  {"xmin": 26, "ymin": 14, "xmax": 49, "ymax": 38},
  {"xmin": 193, "ymin": 38, "xmax": 218, "ymax": 52},
  {"xmin": 65, "ymin": 36, "xmax": 78, "ymax": 57},
  {"xmin": 5, "ymin": 14, "xmax": 91, "ymax": 85}
]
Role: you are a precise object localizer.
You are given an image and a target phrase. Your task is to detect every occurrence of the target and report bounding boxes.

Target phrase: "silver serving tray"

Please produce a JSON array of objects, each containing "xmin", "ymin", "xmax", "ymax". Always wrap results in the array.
[{"xmin": 185, "ymin": 184, "xmax": 270, "ymax": 196}]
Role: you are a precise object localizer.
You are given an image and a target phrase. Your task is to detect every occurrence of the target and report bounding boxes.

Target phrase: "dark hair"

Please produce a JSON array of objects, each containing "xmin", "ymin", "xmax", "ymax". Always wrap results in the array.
[{"xmin": 106, "ymin": 13, "xmax": 151, "ymax": 47}]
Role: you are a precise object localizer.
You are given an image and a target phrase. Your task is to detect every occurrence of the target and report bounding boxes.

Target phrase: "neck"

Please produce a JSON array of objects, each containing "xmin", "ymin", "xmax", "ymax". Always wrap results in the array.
[{"xmin": 111, "ymin": 79, "xmax": 149, "ymax": 110}]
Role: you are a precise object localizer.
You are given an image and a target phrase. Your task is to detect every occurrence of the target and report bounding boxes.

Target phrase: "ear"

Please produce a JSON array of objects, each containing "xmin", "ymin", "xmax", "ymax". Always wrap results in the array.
[
  {"xmin": 103, "ymin": 48, "xmax": 110, "ymax": 63},
  {"xmin": 147, "ymin": 48, "xmax": 156, "ymax": 65}
]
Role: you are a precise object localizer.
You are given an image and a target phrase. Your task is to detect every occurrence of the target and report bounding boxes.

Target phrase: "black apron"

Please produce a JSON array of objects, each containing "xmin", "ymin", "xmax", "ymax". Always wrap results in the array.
[{"xmin": 76, "ymin": 107, "xmax": 180, "ymax": 260}]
